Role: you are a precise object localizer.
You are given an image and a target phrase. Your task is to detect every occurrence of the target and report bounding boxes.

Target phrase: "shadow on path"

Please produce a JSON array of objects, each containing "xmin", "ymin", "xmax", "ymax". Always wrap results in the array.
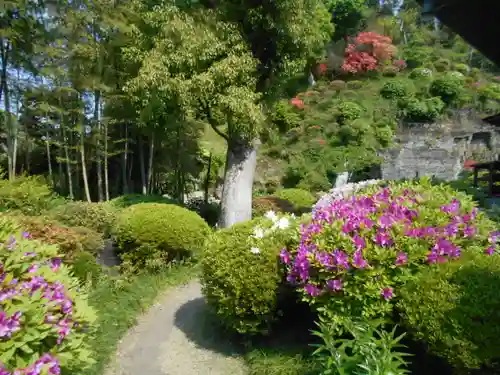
[{"xmin": 174, "ymin": 297, "xmax": 246, "ymax": 357}]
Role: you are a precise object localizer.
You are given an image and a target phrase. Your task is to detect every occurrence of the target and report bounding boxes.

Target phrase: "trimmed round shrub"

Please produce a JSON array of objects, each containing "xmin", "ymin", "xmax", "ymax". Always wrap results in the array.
[
  {"xmin": 10, "ymin": 215, "xmax": 104, "ymax": 258},
  {"xmin": 274, "ymin": 188, "xmax": 316, "ymax": 212},
  {"xmin": 108, "ymin": 194, "xmax": 177, "ymax": 209},
  {"xmin": 454, "ymin": 63, "xmax": 470, "ymax": 75},
  {"xmin": 0, "ymin": 174, "xmax": 64, "ymax": 215},
  {"xmin": 49, "ymin": 201, "xmax": 117, "ymax": 236},
  {"xmin": 113, "ymin": 203, "xmax": 211, "ymax": 269},
  {"xmin": 402, "ymin": 96, "xmax": 445, "ymax": 122},
  {"xmin": 381, "ymin": 65, "xmax": 399, "ymax": 77},
  {"xmin": 253, "ymin": 196, "xmax": 296, "ymax": 217},
  {"xmin": 201, "ymin": 214, "xmax": 298, "ymax": 335},
  {"xmin": 433, "ymin": 58, "xmax": 451, "ymax": 72},
  {"xmin": 330, "ymin": 80, "xmax": 347, "ymax": 91},
  {"xmin": 430, "ymin": 75, "xmax": 464, "ymax": 105},
  {"xmin": 0, "ymin": 218, "xmax": 97, "ymax": 374},
  {"xmin": 380, "ymin": 79, "xmax": 412, "ymax": 100},
  {"xmin": 398, "ymin": 251, "xmax": 500, "ymax": 371},
  {"xmin": 409, "ymin": 67, "xmax": 433, "ymax": 80},
  {"xmin": 346, "ymin": 80, "xmax": 363, "ymax": 90},
  {"xmin": 270, "ymin": 99, "xmax": 302, "ymax": 133},
  {"xmin": 335, "ymin": 101, "xmax": 363, "ymax": 124},
  {"xmin": 280, "ymin": 179, "xmax": 497, "ymax": 332}
]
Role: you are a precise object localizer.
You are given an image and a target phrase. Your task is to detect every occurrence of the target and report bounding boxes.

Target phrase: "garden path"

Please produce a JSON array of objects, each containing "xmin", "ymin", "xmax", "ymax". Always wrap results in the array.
[{"xmin": 103, "ymin": 280, "xmax": 248, "ymax": 375}]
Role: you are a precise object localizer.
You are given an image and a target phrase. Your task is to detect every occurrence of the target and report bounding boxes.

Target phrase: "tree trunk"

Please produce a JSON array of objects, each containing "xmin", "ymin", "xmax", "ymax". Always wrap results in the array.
[
  {"xmin": 218, "ymin": 138, "xmax": 260, "ymax": 228},
  {"xmin": 104, "ymin": 118, "xmax": 110, "ymax": 201},
  {"xmin": 94, "ymin": 90, "xmax": 104, "ymax": 201},
  {"xmin": 80, "ymin": 122, "xmax": 92, "ymax": 202},
  {"xmin": 121, "ymin": 123, "xmax": 129, "ymax": 194},
  {"xmin": 139, "ymin": 136, "xmax": 147, "ymax": 194},
  {"xmin": 147, "ymin": 134, "xmax": 155, "ymax": 194},
  {"xmin": 45, "ymin": 131, "xmax": 53, "ymax": 184},
  {"xmin": 62, "ymin": 125, "xmax": 74, "ymax": 200}
]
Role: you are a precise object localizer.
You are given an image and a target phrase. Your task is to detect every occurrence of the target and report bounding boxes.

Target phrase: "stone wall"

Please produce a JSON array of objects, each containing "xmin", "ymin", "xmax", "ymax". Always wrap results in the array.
[{"xmin": 381, "ymin": 115, "xmax": 500, "ymax": 181}]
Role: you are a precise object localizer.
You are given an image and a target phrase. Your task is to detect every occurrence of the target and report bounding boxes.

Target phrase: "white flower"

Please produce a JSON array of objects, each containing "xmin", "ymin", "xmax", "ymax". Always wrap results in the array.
[
  {"xmin": 264, "ymin": 210, "xmax": 278, "ymax": 222},
  {"xmin": 275, "ymin": 217, "xmax": 289, "ymax": 230},
  {"xmin": 250, "ymin": 247, "xmax": 260, "ymax": 254},
  {"xmin": 253, "ymin": 227, "xmax": 265, "ymax": 238}
]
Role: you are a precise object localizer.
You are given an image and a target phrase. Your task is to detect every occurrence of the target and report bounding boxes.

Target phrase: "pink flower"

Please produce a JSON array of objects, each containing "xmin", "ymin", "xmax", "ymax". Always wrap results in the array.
[
  {"xmin": 326, "ymin": 279, "xmax": 343, "ymax": 291},
  {"xmin": 381, "ymin": 287, "xmax": 394, "ymax": 300},
  {"xmin": 395, "ymin": 252, "xmax": 408, "ymax": 265}
]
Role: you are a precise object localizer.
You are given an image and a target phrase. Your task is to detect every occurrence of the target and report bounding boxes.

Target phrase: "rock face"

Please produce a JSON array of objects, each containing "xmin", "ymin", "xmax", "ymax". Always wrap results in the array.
[{"xmin": 380, "ymin": 115, "xmax": 500, "ymax": 181}]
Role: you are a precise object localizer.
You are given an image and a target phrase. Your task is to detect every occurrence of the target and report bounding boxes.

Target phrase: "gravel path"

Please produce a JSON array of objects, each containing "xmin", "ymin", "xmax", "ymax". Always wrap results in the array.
[{"xmin": 104, "ymin": 280, "xmax": 248, "ymax": 375}]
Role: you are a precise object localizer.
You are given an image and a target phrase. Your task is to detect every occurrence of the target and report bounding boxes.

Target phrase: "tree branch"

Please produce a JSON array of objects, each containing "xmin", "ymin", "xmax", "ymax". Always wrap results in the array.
[{"xmin": 203, "ymin": 101, "xmax": 229, "ymax": 142}]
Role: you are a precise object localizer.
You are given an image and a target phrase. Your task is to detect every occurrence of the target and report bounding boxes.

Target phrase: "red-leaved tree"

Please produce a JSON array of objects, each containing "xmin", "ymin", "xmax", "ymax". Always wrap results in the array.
[{"xmin": 342, "ymin": 32, "xmax": 396, "ymax": 74}]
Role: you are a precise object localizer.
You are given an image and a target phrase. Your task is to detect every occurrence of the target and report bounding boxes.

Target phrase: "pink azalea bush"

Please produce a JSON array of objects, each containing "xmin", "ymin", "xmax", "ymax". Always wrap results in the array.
[
  {"xmin": 0, "ymin": 218, "xmax": 96, "ymax": 375},
  {"xmin": 280, "ymin": 178, "xmax": 497, "ymax": 327}
]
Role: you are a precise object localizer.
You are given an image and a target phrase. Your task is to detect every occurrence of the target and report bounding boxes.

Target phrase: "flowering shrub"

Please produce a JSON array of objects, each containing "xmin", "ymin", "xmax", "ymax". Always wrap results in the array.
[
  {"xmin": 342, "ymin": 32, "xmax": 397, "ymax": 74},
  {"xmin": 398, "ymin": 251, "xmax": 500, "ymax": 370},
  {"xmin": 0, "ymin": 218, "xmax": 96, "ymax": 374},
  {"xmin": 201, "ymin": 212, "xmax": 299, "ymax": 335},
  {"xmin": 313, "ymin": 179, "xmax": 381, "ymax": 211},
  {"xmin": 280, "ymin": 179, "xmax": 497, "ymax": 330}
]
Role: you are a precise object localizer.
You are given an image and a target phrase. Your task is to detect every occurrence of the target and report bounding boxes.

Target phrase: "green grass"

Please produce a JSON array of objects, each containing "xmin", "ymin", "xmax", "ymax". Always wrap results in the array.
[
  {"xmin": 75, "ymin": 264, "xmax": 198, "ymax": 375},
  {"xmin": 245, "ymin": 349, "xmax": 319, "ymax": 375}
]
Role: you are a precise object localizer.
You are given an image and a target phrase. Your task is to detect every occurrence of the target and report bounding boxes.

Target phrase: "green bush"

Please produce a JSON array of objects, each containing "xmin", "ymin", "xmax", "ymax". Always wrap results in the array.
[
  {"xmin": 201, "ymin": 215, "xmax": 298, "ymax": 335},
  {"xmin": 108, "ymin": 194, "xmax": 177, "ymax": 209},
  {"xmin": 381, "ymin": 65, "xmax": 399, "ymax": 77},
  {"xmin": 402, "ymin": 96, "xmax": 445, "ymax": 122},
  {"xmin": 454, "ymin": 63, "xmax": 470, "ymax": 75},
  {"xmin": 398, "ymin": 251, "xmax": 500, "ymax": 371},
  {"xmin": 274, "ymin": 188, "xmax": 316, "ymax": 212},
  {"xmin": 380, "ymin": 79, "xmax": 412, "ymax": 100},
  {"xmin": 113, "ymin": 203, "xmax": 211, "ymax": 271},
  {"xmin": 0, "ymin": 218, "xmax": 97, "ymax": 374},
  {"xmin": 280, "ymin": 178, "xmax": 497, "ymax": 333},
  {"xmin": 49, "ymin": 201, "xmax": 117, "ymax": 236},
  {"xmin": 0, "ymin": 174, "xmax": 64, "ymax": 215},
  {"xmin": 253, "ymin": 196, "xmax": 296, "ymax": 217},
  {"xmin": 430, "ymin": 74, "xmax": 464, "ymax": 105},
  {"xmin": 336, "ymin": 101, "xmax": 363, "ymax": 124},
  {"xmin": 270, "ymin": 99, "xmax": 302, "ymax": 133},
  {"xmin": 402, "ymin": 45, "xmax": 434, "ymax": 68}
]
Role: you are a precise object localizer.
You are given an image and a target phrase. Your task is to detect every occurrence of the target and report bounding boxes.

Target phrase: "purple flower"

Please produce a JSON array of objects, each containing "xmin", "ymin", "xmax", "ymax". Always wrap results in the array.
[
  {"xmin": 0, "ymin": 364, "xmax": 9, "ymax": 375},
  {"xmin": 333, "ymin": 250, "xmax": 349, "ymax": 269},
  {"xmin": 374, "ymin": 230, "xmax": 393, "ymax": 247},
  {"xmin": 352, "ymin": 235, "xmax": 366, "ymax": 250},
  {"xmin": 352, "ymin": 249, "xmax": 368, "ymax": 269},
  {"xmin": 280, "ymin": 248, "xmax": 291, "ymax": 264},
  {"xmin": 395, "ymin": 252, "xmax": 408, "ymax": 265},
  {"xmin": 304, "ymin": 284, "xmax": 321, "ymax": 297},
  {"xmin": 381, "ymin": 287, "xmax": 394, "ymax": 300},
  {"xmin": 463, "ymin": 225, "xmax": 476, "ymax": 238},
  {"xmin": 50, "ymin": 258, "xmax": 62, "ymax": 272},
  {"xmin": 326, "ymin": 279, "xmax": 343, "ymax": 291},
  {"xmin": 0, "ymin": 311, "xmax": 22, "ymax": 338},
  {"xmin": 485, "ymin": 246, "xmax": 496, "ymax": 256}
]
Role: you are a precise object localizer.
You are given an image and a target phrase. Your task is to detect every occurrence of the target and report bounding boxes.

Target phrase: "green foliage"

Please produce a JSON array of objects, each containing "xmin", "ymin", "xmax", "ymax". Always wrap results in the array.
[
  {"xmin": 253, "ymin": 196, "xmax": 296, "ymax": 217},
  {"xmin": 312, "ymin": 317, "xmax": 410, "ymax": 375},
  {"xmin": 113, "ymin": 203, "xmax": 211, "ymax": 272},
  {"xmin": 336, "ymin": 101, "xmax": 363, "ymax": 124},
  {"xmin": 0, "ymin": 174, "xmax": 64, "ymax": 215},
  {"xmin": 273, "ymin": 189, "xmax": 316, "ymax": 212},
  {"xmin": 401, "ymin": 96, "xmax": 445, "ymax": 122},
  {"xmin": 430, "ymin": 74, "xmax": 464, "ymax": 105},
  {"xmin": 49, "ymin": 201, "xmax": 117, "ymax": 237},
  {"xmin": 108, "ymin": 194, "xmax": 177, "ymax": 209},
  {"xmin": 71, "ymin": 251, "xmax": 103, "ymax": 286},
  {"xmin": 381, "ymin": 65, "xmax": 399, "ymax": 77},
  {"xmin": 402, "ymin": 45, "xmax": 434, "ymax": 68},
  {"xmin": 330, "ymin": 80, "xmax": 347, "ymax": 91},
  {"xmin": 270, "ymin": 100, "xmax": 302, "ymax": 133},
  {"xmin": 0, "ymin": 219, "xmax": 97, "ymax": 373},
  {"xmin": 325, "ymin": 0, "xmax": 366, "ymax": 41},
  {"xmin": 201, "ymin": 215, "xmax": 298, "ymax": 335},
  {"xmin": 380, "ymin": 79, "xmax": 412, "ymax": 100},
  {"xmin": 398, "ymin": 251, "xmax": 500, "ymax": 371}
]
